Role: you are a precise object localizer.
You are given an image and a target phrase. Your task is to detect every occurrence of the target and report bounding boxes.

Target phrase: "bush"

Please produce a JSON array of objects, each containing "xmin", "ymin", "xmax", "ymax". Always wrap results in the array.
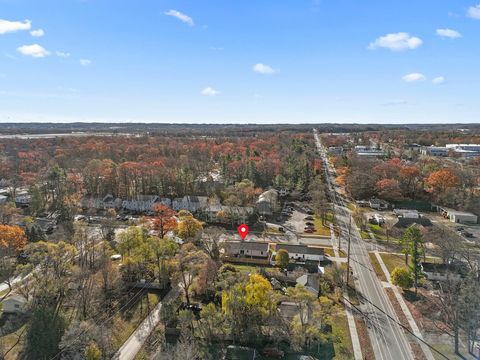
[
  {"xmin": 391, "ymin": 267, "xmax": 413, "ymax": 289},
  {"xmin": 275, "ymin": 249, "xmax": 289, "ymax": 269}
]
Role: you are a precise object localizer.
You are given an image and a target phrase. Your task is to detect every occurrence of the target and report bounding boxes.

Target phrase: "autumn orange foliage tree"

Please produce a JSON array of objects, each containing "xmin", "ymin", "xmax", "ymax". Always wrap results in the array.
[
  {"xmin": 0, "ymin": 225, "xmax": 28, "ymax": 255},
  {"xmin": 152, "ymin": 203, "xmax": 177, "ymax": 238},
  {"xmin": 425, "ymin": 169, "xmax": 460, "ymax": 194}
]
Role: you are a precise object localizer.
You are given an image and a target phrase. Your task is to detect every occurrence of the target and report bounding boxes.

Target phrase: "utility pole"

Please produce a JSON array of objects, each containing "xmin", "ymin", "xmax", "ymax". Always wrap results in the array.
[{"xmin": 346, "ymin": 215, "xmax": 352, "ymax": 285}]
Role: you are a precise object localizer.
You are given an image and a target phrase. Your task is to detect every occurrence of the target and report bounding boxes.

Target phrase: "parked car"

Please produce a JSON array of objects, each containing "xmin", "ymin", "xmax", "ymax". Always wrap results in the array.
[
  {"xmin": 278, "ymin": 227, "xmax": 285, "ymax": 233},
  {"xmin": 304, "ymin": 216, "xmax": 314, "ymax": 221},
  {"xmin": 304, "ymin": 228, "xmax": 314, "ymax": 233},
  {"xmin": 305, "ymin": 209, "xmax": 314, "ymax": 215},
  {"xmin": 462, "ymin": 231, "xmax": 474, "ymax": 238},
  {"xmin": 456, "ymin": 227, "xmax": 464, "ymax": 232},
  {"xmin": 305, "ymin": 221, "xmax": 315, "ymax": 226}
]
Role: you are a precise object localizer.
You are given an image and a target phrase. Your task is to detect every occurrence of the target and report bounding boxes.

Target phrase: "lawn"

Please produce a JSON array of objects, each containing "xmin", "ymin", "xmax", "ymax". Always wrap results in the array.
[
  {"xmin": 331, "ymin": 313, "xmax": 354, "ymax": 360},
  {"xmin": 379, "ymin": 253, "xmax": 407, "ymax": 274},
  {"xmin": 312, "ymin": 215, "xmax": 331, "ymax": 236},
  {"xmin": 323, "ymin": 247, "xmax": 347, "ymax": 258},
  {"xmin": 368, "ymin": 224, "xmax": 400, "ymax": 243},
  {"xmin": 233, "ymin": 264, "xmax": 259, "ymax": 273},
  {"xmin": 368, "ymin": 252, "xmax": 387, "ymax": 281},
  {"xmin": 360, "ymin": 231, "xmax": 370, "ymax": 240}
]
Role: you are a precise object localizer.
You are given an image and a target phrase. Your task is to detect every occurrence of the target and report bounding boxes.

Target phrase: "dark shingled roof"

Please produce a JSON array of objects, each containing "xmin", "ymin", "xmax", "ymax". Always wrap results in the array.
[
  {"xmin": 224, "ymin": 241, "xmax": 269, "ymax": 252},
  {"xmin": 394, "ymin": 217, "xmax": 432, "ymax": 228}
]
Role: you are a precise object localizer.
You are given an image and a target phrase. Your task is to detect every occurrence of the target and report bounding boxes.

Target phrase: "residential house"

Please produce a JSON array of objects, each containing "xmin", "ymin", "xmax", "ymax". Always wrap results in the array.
[
  {"xmin": 394, "ymin": 209, "xmax": 420, "ymax": 219},
  {"xmin": 421, "ymin": 262, "xmax": 467, "ymax": 281},
  {"xmin": 15, "ymin": 194, "xmax": 31, "ymax": 208},
  {"xmin": 122, "ymin": 195, "xmax": 161, "ymax": 213},
  {"xmin": 2, "ymin": 295, "xmax": 28, "ymax": 314},
  {"xmin": 296, "ymin": 273, "xmax": 321, "ymax": 297},
  {"xmin": 172, "ymin": 195, "xmax": 209, "ymax": 213},
  {"xmin": 273, "ymin": 244, "xmax": 325, "ymax": 262},
  {"xmin": 223, "ymin": 241, "xmax": 271, "ymax": 259},
  {"xmin": 0, "ymin": 195, "xmax": 7, "ymax": 204},
  {"xmin": 369, "ymin": 198, "xmax": 390, "ymax": 210},
  {"xmin": 256, "ymin": 189, "xmax": 279, "ymax": 216}
]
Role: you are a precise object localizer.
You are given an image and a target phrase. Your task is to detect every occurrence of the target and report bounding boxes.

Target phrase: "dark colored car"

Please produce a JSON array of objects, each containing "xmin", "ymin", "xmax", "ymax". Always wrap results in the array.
[{"xmin": 305, "ymin": 221, "xmax": 315, "ymax": 226}]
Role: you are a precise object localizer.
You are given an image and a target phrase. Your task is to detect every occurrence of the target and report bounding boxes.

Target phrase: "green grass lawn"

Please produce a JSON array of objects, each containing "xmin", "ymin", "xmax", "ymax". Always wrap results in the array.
[
  {"xmin": 368, "ymin": 224, "xmax": 400, "ymax": 243},
  {"xmin": 360, "ymin": 230, "xmax": 370, "ymax": 240},
  {"xmin": 233, "ymin": 264, "xmax": 260, "ymax": 273},
  {"xmin": 368, "ymin": 252, "xmax": 387, "ymax": 281},
  {"xmin": 323, "ymin": 247, "xmax": 347, "ymax": 258},
  {"xmin": 331, "ymin": 313, "xmax": 354, "ymax": 360},
  {"xmin": 312, "ymin": 215, "xmax": 331, "ymax": 236},
  {"xmin": 379, "ymin": 253, "xmax": 407, "ymax": 274}
]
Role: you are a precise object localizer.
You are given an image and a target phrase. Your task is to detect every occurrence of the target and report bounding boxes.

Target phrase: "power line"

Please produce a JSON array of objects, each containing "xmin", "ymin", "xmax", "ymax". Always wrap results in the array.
[{"xmin": 344, "ymin": 283, "xmax": 450, "ymax": 360}]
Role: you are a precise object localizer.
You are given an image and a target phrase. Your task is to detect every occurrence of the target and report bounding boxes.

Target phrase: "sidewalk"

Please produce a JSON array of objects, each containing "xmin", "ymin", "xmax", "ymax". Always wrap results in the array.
[
  {"xmin": 374, "ymin": 251, "xmax": 435, "ymax": 360},
  {"xmin": 112, "ymin": 285, "xmax": 181, "ymax": 360}
]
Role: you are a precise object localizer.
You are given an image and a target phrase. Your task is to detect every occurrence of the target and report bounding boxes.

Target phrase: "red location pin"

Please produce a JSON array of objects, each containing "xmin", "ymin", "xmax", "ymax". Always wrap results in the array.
[{"xmin": 237, "ymin": 224, "xmax": 249, "ymax": 240}]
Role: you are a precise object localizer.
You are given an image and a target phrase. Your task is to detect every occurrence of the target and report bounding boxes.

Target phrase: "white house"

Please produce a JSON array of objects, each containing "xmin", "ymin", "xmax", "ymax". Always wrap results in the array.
[
  {"xmin": 273, "ymin": 244, "xmax": 325, "ymax": 262},
  {"xmin": 2, "ymin": 295, "xmax": 28, "ymax": 314}
]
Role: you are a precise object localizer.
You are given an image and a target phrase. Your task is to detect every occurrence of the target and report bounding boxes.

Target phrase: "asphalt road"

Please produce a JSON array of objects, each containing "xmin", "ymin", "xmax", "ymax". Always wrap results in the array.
[{"xmin": 313, "ymin": 129, "xmax": 413, "ymax": 360}]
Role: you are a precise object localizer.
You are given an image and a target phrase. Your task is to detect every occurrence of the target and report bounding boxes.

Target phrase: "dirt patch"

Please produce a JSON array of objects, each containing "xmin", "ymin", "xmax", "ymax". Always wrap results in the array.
[{"xmin": 354, "ymin": 317, "xmax": 375, "ymax": 360}]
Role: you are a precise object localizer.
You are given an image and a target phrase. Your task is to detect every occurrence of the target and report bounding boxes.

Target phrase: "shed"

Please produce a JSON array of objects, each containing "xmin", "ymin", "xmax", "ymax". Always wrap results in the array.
[{"xmin": 447, "ymin": 210, "xmax": 478, "ymax": 225}]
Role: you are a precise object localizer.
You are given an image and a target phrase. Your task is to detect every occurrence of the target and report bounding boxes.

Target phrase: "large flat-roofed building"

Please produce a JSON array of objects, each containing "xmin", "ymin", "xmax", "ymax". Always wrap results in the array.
[
  {"xmin": 421, "ymin": 146, "xmax": 448, "ymax": 157},
  {"xmin": 446, "ymin": 144, "xmax": 480, "ymax": 158}
]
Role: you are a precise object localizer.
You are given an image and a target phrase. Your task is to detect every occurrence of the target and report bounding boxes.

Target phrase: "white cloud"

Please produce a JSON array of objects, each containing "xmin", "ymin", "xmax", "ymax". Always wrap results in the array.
[
  {"xmin": 382, "ymin": 99, "xmax": 407, "ymax": 106},
  {"xmin": 164, "ymin": 10, "xmax": 194, "ymax": 26},
  {"xmin": 402, "ymin": 73, "xmax": 426, "ymax": 83},
  {"xmin": 0, "ymin": 19, "xmax": 31, "ymax": 34},
  {"xmin": 30, "ymin": 29, "xmax": 45, "ymax": 37},
  {"xmin": 201, "ymin": 87, "xmax": 220, "ymax": 96},
  {"xmin": 17, "ymin": 44, "xmax": 50, "ymax": 58},
  {"xmin": 467, "ymin": 4, "xmax": 480, "ymax": 19},
  {"xmin": 432, "ymin": 76, "xmax": 445, "ymax": 85},
  {"xmin": 79, "ymin": 59, "xmax": 91, "ymax": 66},
  {"xmin": 253, "ymin": 63, "xmax": 276, "ymax": 75},
  {"xmin": 368, "ymin": 32, "xmax": 423, "ymax": 51},
  {"xmin": 436, "ymin": 28, "xmax": 461, "ymax": 39},
  {"xmin": 56, "ymin": 51, "xmax": 71, "ymax": 58}
]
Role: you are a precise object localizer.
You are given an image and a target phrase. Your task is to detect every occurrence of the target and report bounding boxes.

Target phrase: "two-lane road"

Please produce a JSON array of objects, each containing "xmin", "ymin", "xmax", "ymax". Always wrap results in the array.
[{"xmin": 313, "ymin": 129, "xmax": 413, "ymax": 360}]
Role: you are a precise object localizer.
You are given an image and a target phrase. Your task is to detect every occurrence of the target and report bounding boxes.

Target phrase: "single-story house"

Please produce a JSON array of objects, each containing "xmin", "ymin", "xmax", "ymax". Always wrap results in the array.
[
  {"xmin": 2, "ymin": 295, "xmax": 28, "ymax": 314},
  {"xmin": 223, "ymin": 241, "xmax": 271, "ymax": 259},
  {"xmin": 15, "ymin": 194, "xmax": 31, "ymax": 208},
  {"xmin": 421, "ymin": 262, "xmax": 467, "ymax": 282},
  {"xmin": 273, "ymin": 244, "xmax": 325, "ymax": 262},
  {"xmin": 278, "ymin": 301, "xmax": 309, "ymax": 324},
  {"xmin": 296, "ymin": 274, "xmax": 320, "ymax": 297},
  {"xmin": 369, "ymin": 198, "xmax": 390, "ymax": 210}
]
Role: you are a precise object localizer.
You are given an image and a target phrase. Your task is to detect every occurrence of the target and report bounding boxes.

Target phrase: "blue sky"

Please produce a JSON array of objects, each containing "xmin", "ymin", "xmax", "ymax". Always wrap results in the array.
[{"xmin": 0, "ymin": 0, "xmax": 479, "ymax": 124}]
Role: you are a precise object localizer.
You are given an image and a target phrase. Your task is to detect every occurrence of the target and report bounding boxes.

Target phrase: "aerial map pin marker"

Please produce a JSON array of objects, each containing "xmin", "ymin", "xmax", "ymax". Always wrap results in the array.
[{"xmin": 237, "ymin": 224, "xmax": 249, "ymax": 240}]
